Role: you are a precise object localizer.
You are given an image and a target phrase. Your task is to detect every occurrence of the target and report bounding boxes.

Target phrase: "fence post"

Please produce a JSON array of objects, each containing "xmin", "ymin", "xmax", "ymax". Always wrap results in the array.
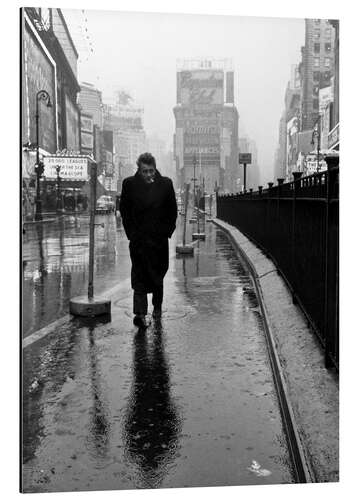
[
  {"xmin": 277, "ymin": 178, "xmax": 284, "ymax": 220},
  {"xmin": 266, "ymin": 182, "xmax": 274, "ymax": 252},
  {"xmin": 258, "ymin": 186, "xmax": 263, "ymax": 196},
  {"xmin": 324, "ymin": 155, "xmax": 339, "ymax": 368},
  {"xmin": 291, "ymin": 172, "xmax": 302, "ymax": 303}
]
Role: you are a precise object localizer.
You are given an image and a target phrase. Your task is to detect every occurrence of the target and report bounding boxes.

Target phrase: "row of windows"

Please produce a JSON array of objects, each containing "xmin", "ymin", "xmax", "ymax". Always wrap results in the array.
[
  {"xmin": 314, "ymin": 42, "xmax": 332, "ymax": 53},
  {"xmin": 314, "ymin": 57, "xmax": 331, "ymax": 68},
  {"xmin": 313, "ymin": 70, "xmax": 331, "ymax": 82},
  {"xmin": 313, "ymin": 27, "xmax": 332, "ymax": 40}
]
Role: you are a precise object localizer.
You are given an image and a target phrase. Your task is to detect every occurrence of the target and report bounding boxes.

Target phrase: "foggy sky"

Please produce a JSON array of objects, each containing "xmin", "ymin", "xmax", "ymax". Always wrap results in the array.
[{"xmin": 65, "ymin": 9, "xmax": 304, "ymax": 183}]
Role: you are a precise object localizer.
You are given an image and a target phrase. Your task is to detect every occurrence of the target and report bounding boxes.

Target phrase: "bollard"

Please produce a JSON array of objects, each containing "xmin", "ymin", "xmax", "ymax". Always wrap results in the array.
[
  {"xmin": 176, "ymin": 183, "xmax": 194, "ymax": 255},
  {"xmin": 70, "ymin": 161, "xmax": 111, "ymax": 317}
]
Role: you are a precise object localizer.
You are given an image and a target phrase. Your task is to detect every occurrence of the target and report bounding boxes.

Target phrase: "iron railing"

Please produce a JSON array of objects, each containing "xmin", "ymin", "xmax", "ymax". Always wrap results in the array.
[{"xmin": 217, "ymin": 156, "xmax": 339, "ymax": 370}]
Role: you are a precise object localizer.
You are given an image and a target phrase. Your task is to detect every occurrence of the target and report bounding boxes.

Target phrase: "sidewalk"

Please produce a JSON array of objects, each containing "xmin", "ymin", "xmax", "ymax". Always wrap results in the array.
[
  {"xmin": 214, "ymin": 218, "xmax": 339, "ymax": 483},
  {"xmin": 22, "ymin": 222, "xmax": 296, "ymax": 492}
]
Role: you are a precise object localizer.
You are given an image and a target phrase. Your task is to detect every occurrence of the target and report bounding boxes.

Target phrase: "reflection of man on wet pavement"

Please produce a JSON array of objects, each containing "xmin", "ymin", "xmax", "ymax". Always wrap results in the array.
[
  {"xmin": 119, "ymin": 153, "xmax": 177, "ymax": 328},
  {"xmin": 124, "ymin": 322, "xmax": 180, "ymax": 487}
]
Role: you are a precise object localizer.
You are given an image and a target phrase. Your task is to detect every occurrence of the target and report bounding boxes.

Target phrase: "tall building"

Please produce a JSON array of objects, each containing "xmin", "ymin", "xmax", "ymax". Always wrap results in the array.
[
  {"xmin": 103, "ymin": 98, "xmax": 146, "ymax": 188},
  {"xmin": 327, "ymin": 20, "xmax": 339, "ymax": 151},
  {"xmin": 300, "ymin": 19, "xmax": 335, "ymax": 131},
  {"xmin": 173, "ymin": 58, "xmax": 239, "ymax": 194},
  {"xmin": 79, "ymin": 82, "xmax": 103, "ymax": 128}
]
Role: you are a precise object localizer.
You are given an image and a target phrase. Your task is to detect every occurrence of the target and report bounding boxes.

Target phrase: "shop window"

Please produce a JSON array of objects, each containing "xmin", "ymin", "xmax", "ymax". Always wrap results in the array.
[
  {"xmin": 314, "ymin": 58, "xmax": 320, "ymax": 68},
  {"xmin": 313, "ymin": 71, "xmax": 320, "ymax": 81},
  {"xmin": 314, "ymin": 43, "xmax": 320, "ymax": 53},
  {"xmin": 313, "ymin": 29, "xmax": 320, "ymax": 40},
  {"xmin": 325, "ymin": 58, "xmax": 331, "ymax": 67},
  {"xmin": 313, "ymin": 99, "xmax": 319, "ymax": 110},
  {"xmin": 325, "ymin": 42, "xmax": 331, "ymax": 52}
]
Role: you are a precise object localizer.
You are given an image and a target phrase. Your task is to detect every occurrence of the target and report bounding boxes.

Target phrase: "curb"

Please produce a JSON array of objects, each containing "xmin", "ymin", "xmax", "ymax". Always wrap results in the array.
[{"xmin": 213, "ymin": 218, "xmax": 315, "ymax": 483}]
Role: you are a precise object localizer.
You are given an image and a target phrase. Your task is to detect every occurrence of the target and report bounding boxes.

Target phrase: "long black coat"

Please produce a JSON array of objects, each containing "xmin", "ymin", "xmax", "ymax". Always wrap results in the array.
[{"xmin": 119, "ymin": 170, "xmax": 177, "ymax": 293}]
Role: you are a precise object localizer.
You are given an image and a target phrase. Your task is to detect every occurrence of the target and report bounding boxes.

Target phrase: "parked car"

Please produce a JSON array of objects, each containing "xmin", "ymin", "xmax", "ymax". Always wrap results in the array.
[{"xmin": 96, "ymin": 195, "xmax": 115, "ymax": 213}]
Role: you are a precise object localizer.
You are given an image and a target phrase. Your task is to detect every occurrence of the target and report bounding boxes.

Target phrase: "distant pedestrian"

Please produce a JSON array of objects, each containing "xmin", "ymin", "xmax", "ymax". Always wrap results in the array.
[{"xmin": 119, "ymin": 152, "xmax": 177, "ymax": 328}]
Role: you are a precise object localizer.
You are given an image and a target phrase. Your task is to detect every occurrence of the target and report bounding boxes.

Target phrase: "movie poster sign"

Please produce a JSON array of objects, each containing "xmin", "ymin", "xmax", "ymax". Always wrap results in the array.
[{"xmin": 44, "ymin": 156, "xmax": 89, "ymax": 181}]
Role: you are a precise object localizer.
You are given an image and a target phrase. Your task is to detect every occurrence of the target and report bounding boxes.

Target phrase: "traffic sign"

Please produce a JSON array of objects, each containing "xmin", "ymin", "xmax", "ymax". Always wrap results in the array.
[{"xmin": 239, "ymin": 153, "xmax": 252, "ymax": 164}]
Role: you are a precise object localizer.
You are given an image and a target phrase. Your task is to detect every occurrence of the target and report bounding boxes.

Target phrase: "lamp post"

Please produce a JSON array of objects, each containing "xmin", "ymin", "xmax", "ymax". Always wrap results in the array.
[
  {"xmin": 55, "ymin": 165, "xmax": 62, "ymax": 214},
  {"xmin": 311, "ymin": 115, "xmax": 321, "ymax": 173},
  {"xmin": 35, "ymin": 90, "xmax": 52, "ymax": 221}
]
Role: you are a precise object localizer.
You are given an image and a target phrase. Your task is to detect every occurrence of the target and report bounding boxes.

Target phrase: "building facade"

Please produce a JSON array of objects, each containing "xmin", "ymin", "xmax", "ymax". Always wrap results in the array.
[
  {"xmin": 173, "ymin": 58, "xmax": 239, "ymax": 194},
  {"xmin": 103, "ymin": 99, "xmax": 146, "ymax": 190},
  {"xmin": 300, "ymin": 18, "xmax": 335, "ymax": 132},
  {"xmin": 22, "ymin": 8, "xmax": 81, "ymax": 217},
  {"xmin": 274, "ymin": 18, "xmax": 338, "ymax": 181}
]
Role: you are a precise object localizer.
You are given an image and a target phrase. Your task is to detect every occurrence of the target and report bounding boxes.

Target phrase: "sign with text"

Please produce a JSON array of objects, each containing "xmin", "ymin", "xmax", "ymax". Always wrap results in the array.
[
  {"xmin": 44, "ymin": 156, "xmax": 89, "ymax": 181},
  {"xmin": 179, "ymin": 70, "xmax": 224, "ymax": 106},
  {"xmin": 239, "ymin": 153, "xmax": 252, "ymax": 164}
]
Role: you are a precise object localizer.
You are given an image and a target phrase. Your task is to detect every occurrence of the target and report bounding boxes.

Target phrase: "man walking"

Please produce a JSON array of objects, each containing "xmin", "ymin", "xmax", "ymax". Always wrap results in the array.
[{"xmin": 119, "ymin": 152, "xmax": 177, "ymax": 328}]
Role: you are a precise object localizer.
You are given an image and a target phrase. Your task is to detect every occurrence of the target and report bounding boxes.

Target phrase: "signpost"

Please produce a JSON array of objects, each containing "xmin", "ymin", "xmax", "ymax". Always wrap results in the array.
[
  {"xmin": 176, "ymin": 183, "xmax": 194, "ymax": 255},
  {"xmin": 69, "ymin": 160, "xmax": 111, "ymax": 317},
  {"xmin": 239, "ymin": 153, "xmax": 252, "ymax": 192}
]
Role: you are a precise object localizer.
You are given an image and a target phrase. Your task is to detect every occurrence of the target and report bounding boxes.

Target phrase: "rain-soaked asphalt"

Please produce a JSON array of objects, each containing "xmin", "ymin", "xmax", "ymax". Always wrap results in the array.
[
  {"xmin": 22, "ymin": 215, "xmax": 130, "ymax": 337},
  {"xmin": 22, "ymin": 214, "xmax": 294, "ymax": 492}
]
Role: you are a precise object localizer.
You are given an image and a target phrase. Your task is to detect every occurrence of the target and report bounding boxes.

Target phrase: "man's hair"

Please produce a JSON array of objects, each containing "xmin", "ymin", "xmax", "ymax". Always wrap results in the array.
[{"xmin": 136, "ymin": 152, "xmax": 156, "ymax": 169}]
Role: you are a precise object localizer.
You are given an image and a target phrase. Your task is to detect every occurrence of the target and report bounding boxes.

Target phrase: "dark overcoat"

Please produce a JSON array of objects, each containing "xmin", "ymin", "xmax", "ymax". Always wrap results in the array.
[{"xmin": 119, "ymin": 170, "xmax": 177, "ymax": 293}]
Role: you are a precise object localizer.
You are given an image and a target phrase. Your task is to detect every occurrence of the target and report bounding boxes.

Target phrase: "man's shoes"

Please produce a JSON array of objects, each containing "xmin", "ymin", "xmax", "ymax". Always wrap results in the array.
[
  {"xmin": 133, "ymin": 315, "xmax": 148, "ymax": 328},
  {"xmin": 152, "ymin": 308, "xmax": 162, "ymax": 319}
]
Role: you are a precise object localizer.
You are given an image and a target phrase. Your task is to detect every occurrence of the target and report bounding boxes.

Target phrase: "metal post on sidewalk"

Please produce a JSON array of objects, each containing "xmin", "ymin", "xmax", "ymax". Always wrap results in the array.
[
  {"xmin": 192, "ymin": 184, "xmax": 206, "ymax": 241},
  {"xmin": 176, "ymin": 183, "xmax": 194, "ymax": 255},
  {"xmin": 69, "ymin": 160, "xmax": 111, "ymax": 317},
  {"xmin": 207, "ymin": 194, "xmax": 213, "ymax": 222},
  {"xmin": 189, "ymin": 155, "xmax": 198, "ymax": 224}
]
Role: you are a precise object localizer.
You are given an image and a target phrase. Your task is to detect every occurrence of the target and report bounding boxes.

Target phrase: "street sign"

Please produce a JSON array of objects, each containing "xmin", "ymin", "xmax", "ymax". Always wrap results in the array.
[
  {"xmin": 239, "ymin": 153, "xmax": 252, "ymax": 164},
  {"xmin": 43, "ymin": 155, "xmax": 89, "ymax": 181}
]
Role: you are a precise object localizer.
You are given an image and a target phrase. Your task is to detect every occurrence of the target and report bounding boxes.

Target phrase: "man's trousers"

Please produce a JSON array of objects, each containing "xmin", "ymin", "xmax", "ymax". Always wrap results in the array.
[{"xmin": 133, "ymin": 284, "xmax": 163, "ymax": 315}]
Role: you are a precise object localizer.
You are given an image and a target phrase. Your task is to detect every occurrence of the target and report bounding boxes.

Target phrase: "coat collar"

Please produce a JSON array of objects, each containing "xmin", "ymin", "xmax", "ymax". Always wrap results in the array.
[{"xmin": 134, "ymin": 168, "xmax": 162, "ymax": 185}]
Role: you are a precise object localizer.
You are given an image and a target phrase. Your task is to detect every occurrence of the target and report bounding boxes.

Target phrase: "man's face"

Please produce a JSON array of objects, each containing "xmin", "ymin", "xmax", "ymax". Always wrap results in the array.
[{"xmin": 138, "ymin": 163, "xmax": 156, "ymax": 184}]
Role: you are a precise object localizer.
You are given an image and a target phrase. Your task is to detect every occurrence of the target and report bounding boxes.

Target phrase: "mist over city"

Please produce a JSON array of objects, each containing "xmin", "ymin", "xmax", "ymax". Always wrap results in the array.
[{"xmin": 64, "ymin": 10, "xmax": 304, "ymax": 186}]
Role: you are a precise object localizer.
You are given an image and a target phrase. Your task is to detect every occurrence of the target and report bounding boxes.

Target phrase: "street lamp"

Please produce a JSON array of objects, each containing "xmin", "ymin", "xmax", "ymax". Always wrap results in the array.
[
  {"xmin": 311, "ymin": 115, "xmax": 321, "ymax": 173},
  {"xmin": 55, "ymin": 164, "xmax": 62, "ymax": 214},
  {"xmin": 35, "ymin": 90, "xmax": 52, "ymax": 221}
]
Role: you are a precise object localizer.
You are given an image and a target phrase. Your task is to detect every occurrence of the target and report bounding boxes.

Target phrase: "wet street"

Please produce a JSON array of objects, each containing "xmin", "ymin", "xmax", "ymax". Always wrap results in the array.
[
  {"xmin": 22, "ymin": 215, "xmax": 294, "ymax": 492},
  {"xmin": 22, "ymin": 214, "xmax": 131, "ymax": 337}
]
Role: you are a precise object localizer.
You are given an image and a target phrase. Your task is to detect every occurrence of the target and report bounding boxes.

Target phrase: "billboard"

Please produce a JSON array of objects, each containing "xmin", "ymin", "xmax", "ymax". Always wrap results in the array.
[
  {"xmin": 43, "ymin": 156, "xmax": 89, "ymax": 181},
  {"xmin": 179, "ymin": 70, "xmax": 224, "ymax": 106},
  {"xmin": 23, "ymin": 21, "xmax": 56, "ymax": 152},
  {"xmin": 183, "ymin": 108, "xmax": 221, "ymax": 168}
]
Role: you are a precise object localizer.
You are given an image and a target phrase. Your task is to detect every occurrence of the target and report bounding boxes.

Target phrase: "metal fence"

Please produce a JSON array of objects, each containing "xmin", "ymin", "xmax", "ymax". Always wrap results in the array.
[{"xmin": 217, "ymin": 156, "xmax": 339, "ymax": 370}]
